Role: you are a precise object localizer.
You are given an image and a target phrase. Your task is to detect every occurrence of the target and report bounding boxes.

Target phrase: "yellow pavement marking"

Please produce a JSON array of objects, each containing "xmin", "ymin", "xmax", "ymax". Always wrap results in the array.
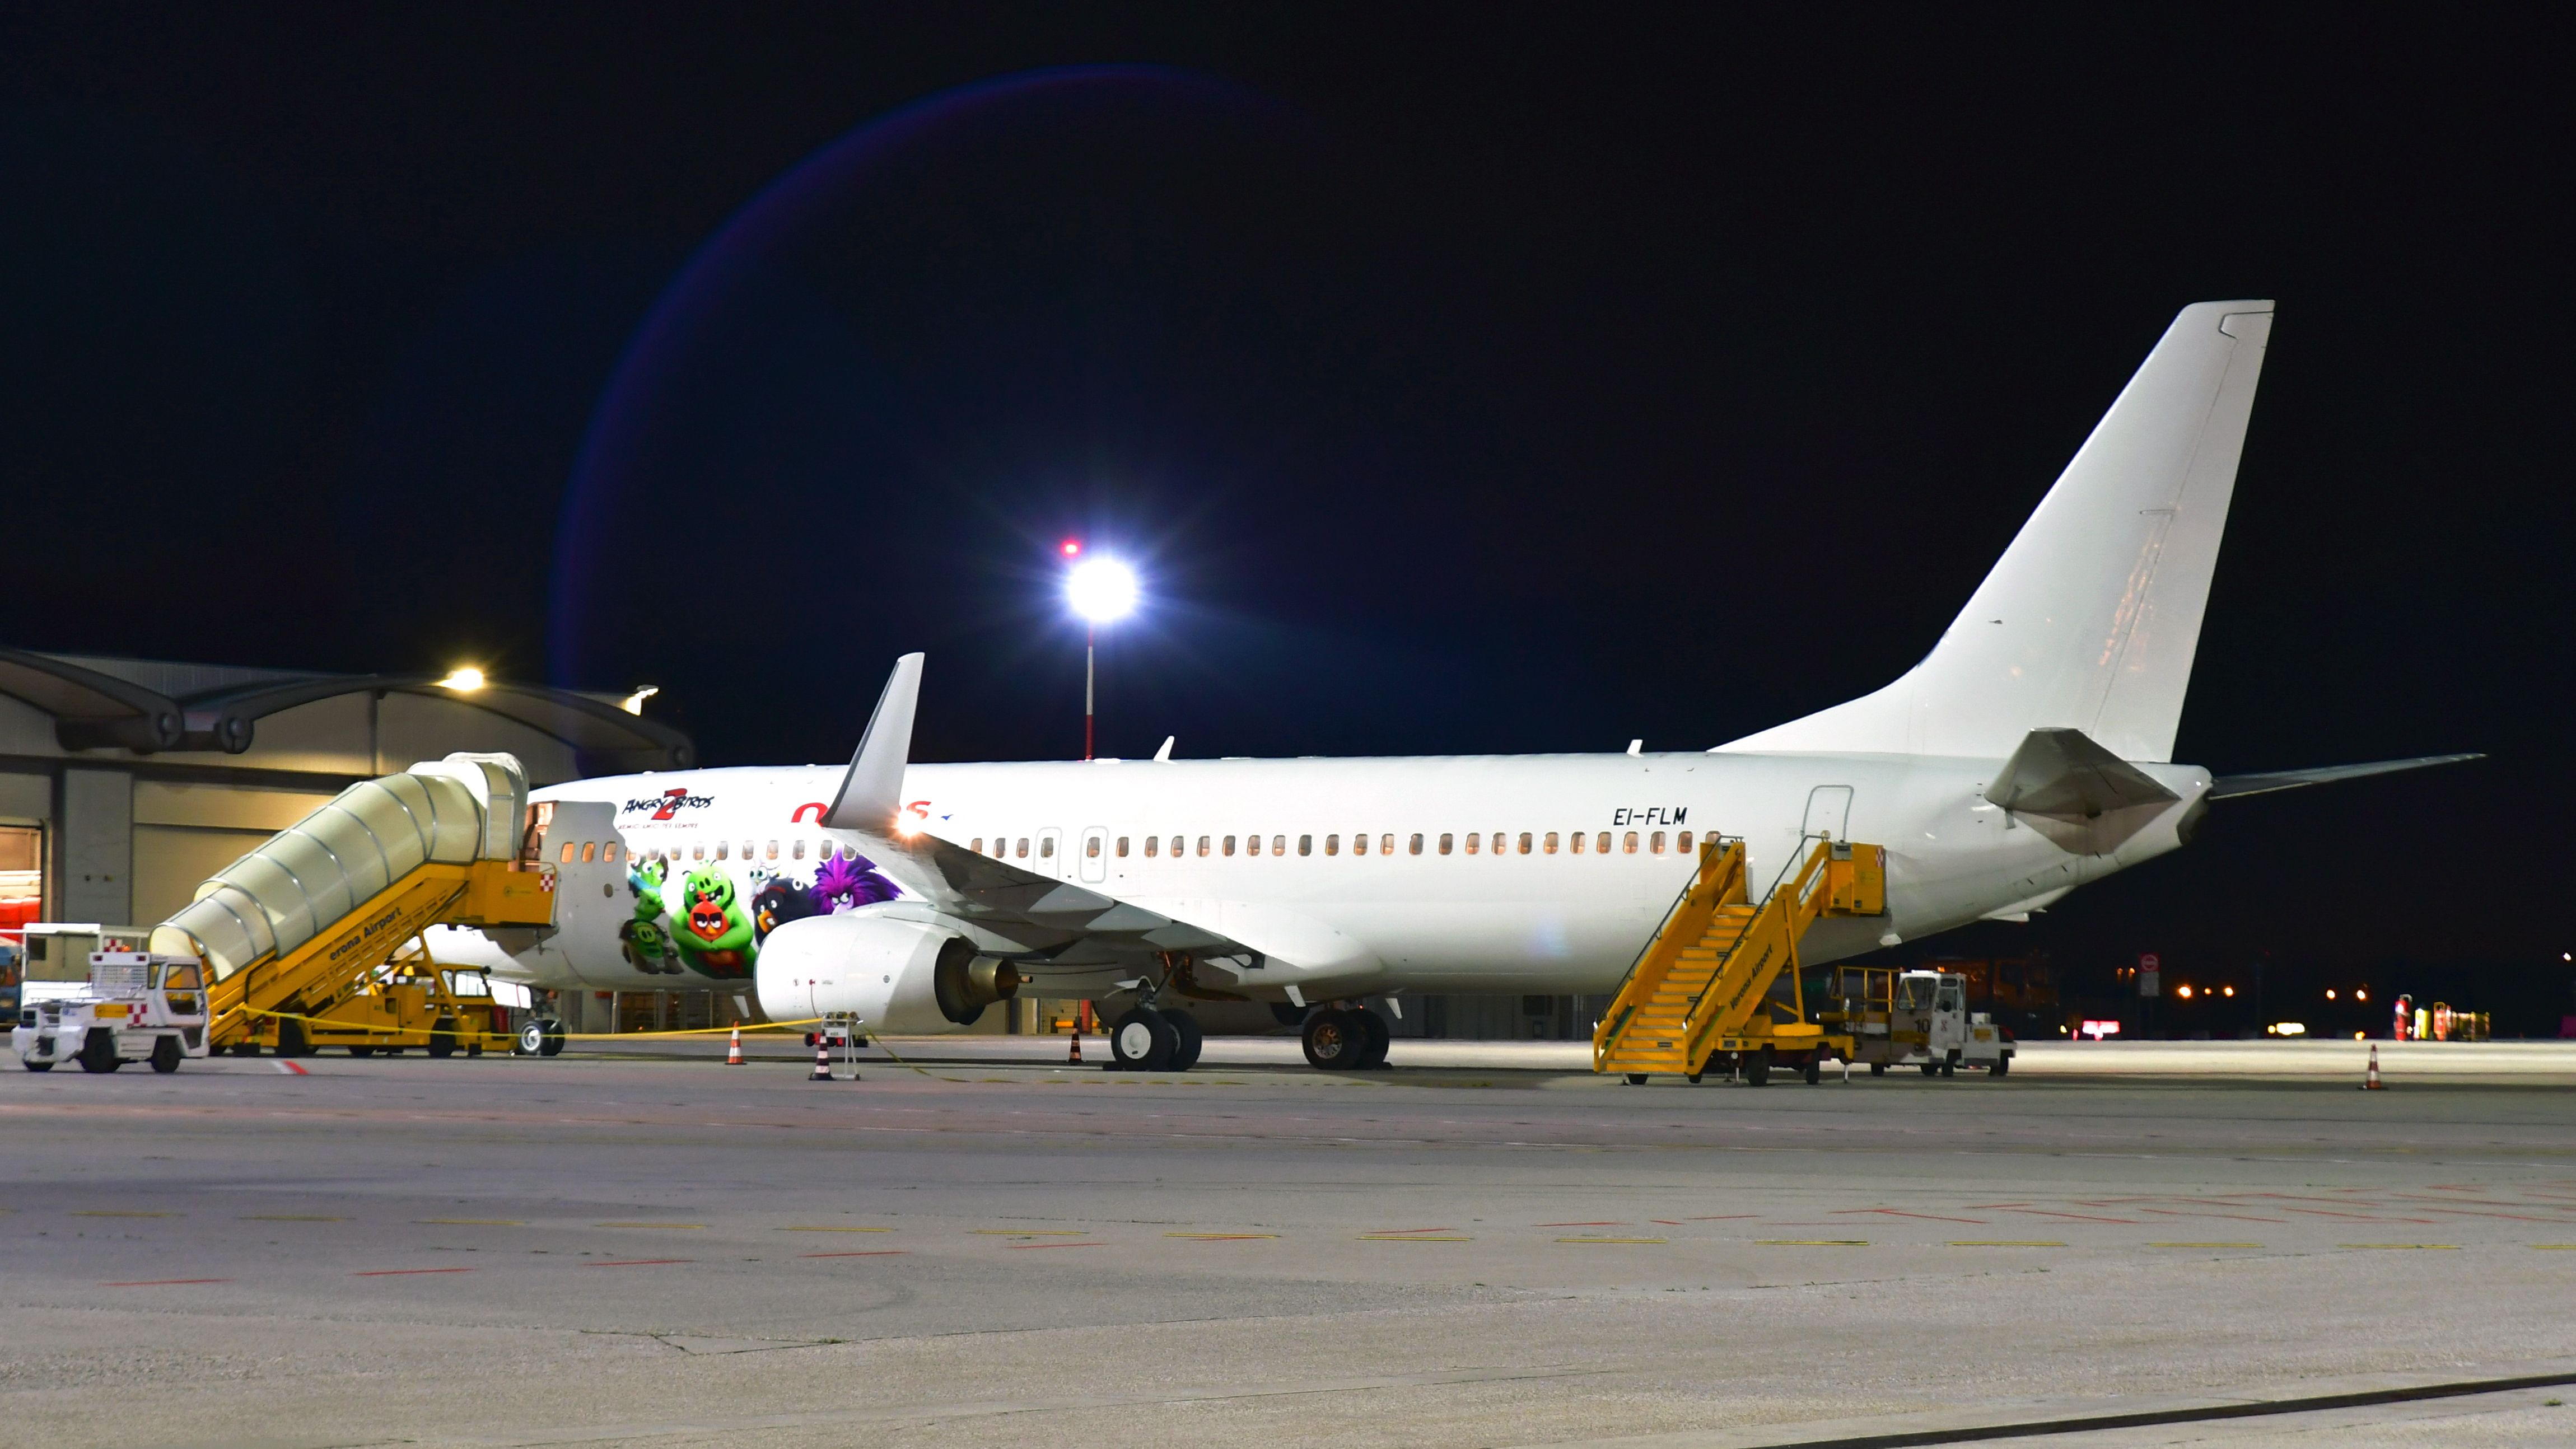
[
  {"xmin": 1361, "ymin": 1233, "xmax": 1472, "ymax": 1241},
  {"xmin": 781, "ymin": 1226, "xmax": 892, "ymax": 1233},
  {"xmin": 2341, "ymin": 1243, "xmax": 2460, "ymax": 1250},
  {"xmin": 72, "ymin": 1210, "xmax": 180, "ymax": 1218},
  {"xmin": 2148, "ymin": 1241, "xmax": 2263, "ymax": 1248},
  {"xmin": 1757, "ymin": 1239, "xmax": 1868, "ymax": 1246},
  {"xmin": 1949, "ymin": 1240, "xmax": 2068, "ymax": 1248},
  {"xmin": 596, "ymin": 1222, "xmax": 706, "ymax": 1229},
  {"xmin": 1558, "ymin": 1236, "xmax": 1667, "ymax": 1245},
  {"xmin": 242, "ymin": 1215, "xmax": 347, "ymax": 1222},
  {"xmin": 2532, "ymin": 1244, "xmax": 2576, "ymax": 1250},
  {"xmin": 418, "ymin": 1218, "xmax": 522, "ymax": 1226},
  {"xmin": 1166, "ymin": 1232, "xmax": 1280, "ymax": 1240},
  {"xmin": 971, "ymin": 1229, "xmax": 1086, "ymax": 1236}
]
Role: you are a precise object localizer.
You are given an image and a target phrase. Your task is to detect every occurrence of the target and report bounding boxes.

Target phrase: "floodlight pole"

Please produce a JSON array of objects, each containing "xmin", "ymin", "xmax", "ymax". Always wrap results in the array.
[{"xmin": 1084, "ymin": 624, "xmax": 1096, "ymax": 762}]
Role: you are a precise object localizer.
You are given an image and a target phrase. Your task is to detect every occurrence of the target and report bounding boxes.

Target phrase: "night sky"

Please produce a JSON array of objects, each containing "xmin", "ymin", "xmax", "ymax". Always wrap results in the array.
[{"xmin": 5, "ymin": 10, "xmax": 2568, "ymax": 1025}]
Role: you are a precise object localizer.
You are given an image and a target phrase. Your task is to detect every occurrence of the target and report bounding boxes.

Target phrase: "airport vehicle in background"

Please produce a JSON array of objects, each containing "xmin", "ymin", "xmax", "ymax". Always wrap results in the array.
[
  {"xmin": 1823, "ymin": 967, "xmax": 2013, "ymax": 1076},
  {"xmin": 12, "ymin": 951, "xmax": 209, "ymax": 1072},
  {"xmin": 13, "ymin": 923, "xmax": 148, "ymax": 1007},
  {"xmin": 0, "ymin": 937, "xmax": 17, "ymax": 1022}
]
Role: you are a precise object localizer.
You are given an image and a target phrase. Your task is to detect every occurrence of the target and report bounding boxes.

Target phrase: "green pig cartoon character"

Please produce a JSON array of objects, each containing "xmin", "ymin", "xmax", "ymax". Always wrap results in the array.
[
  {"xmin": 670, "ymin": 863, "xmax": 757, "ymax": 979},
  {"xmin": 618, "ymin": 858, "xmax": 678, "ymax": 974}
]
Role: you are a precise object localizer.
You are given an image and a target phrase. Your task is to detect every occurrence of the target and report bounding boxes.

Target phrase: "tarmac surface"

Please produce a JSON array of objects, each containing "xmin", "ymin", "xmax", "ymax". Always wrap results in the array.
[{"xmin": 2, "ymin": 1035, "xmax": 2572, "ymax": 1448}]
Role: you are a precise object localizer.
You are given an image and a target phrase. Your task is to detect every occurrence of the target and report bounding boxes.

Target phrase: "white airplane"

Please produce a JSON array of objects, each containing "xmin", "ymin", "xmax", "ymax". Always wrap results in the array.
[{"xmin": 436, "ymin": 300, "xmax": 2471, "ymax": 1070}]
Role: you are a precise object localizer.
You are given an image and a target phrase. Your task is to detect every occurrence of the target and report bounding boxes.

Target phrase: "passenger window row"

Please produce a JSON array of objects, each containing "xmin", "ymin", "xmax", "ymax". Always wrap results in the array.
[{"xmin": 963, "ymin": 830, "xmax": 1695, "ymax": 859}]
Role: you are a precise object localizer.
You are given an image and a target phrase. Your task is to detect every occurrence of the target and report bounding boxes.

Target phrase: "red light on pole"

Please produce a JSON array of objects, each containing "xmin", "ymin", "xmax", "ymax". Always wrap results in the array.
[{"xmin": 1061, "ymin": 539, "xmax": 1082, "ymax": 557}]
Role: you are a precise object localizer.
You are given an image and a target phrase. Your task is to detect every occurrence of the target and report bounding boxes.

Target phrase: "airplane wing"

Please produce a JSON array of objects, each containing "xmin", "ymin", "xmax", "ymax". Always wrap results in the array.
[
  {"xmin": 819, "ymin": 654, "xmax": 1255, "ymax": 974},
  {"xmin": 2208, "ymin": 751, "xmax": 2483, "ymax": 799}
]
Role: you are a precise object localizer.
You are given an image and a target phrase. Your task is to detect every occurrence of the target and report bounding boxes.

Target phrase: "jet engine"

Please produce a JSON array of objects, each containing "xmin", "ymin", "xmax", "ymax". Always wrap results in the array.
[{"xmin": 753, "ymin": 911, "xmax": 1020, "ymax": 1032}]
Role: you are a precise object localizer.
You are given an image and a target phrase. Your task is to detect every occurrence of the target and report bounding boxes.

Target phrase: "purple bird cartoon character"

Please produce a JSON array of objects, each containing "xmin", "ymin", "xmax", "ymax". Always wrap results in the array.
[{"xmin": 813, "ymin": 851, "xmax": 899, "ymax": 913}]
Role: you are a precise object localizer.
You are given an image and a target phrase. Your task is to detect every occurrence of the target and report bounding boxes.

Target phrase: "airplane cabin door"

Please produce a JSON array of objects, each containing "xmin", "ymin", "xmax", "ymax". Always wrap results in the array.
[
  {"xmin": 1078, "ymin": 826, "xmax": 1109, "ymax": 883},
  {"xmin": 1037, "ymin": 827, "xmax": 1067, "ymax": 880},
  {"xmin": 1802, "ymin": 785, "xmax": 1854, "ymax": 843}
]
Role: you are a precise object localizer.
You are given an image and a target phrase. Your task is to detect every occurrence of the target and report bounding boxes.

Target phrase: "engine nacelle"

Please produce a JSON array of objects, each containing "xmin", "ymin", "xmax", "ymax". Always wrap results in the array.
[{"xmin": 753, "ymin": 912, "xmax": 1020, "ymax": 1033}]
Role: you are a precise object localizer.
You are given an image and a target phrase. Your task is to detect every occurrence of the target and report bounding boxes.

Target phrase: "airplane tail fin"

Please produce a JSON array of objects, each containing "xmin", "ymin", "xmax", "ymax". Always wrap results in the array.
[{"xmin": 1721, "ymin": 300, "xmax": 2274, "ymax": 763}]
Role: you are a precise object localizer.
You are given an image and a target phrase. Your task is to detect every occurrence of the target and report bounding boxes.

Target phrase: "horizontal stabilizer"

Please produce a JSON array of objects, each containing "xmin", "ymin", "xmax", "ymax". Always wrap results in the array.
[
  {"xmin": 2209, "ymin": 752, "xmax": 2482, "ymax": 799},
  {"xmin": 824, "ymin": 653, "xmax": 923, "ymax": 833},
  {"xmin": 1985, "ymin": 727, "xmax": 2178, "ymax": 818}
]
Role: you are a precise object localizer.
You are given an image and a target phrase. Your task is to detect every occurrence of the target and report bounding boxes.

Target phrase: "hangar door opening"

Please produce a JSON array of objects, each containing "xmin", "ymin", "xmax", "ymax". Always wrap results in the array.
[{"xmin": 0, "ymin": 825, "xmax": 39, "ymax": 934}]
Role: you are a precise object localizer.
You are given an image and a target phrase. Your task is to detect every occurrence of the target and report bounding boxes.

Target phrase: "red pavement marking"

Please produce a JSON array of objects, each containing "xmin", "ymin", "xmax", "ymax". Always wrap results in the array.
[
  {"xmin": 582, "ymin": 1259, "xmax": 692, "ymax": 1268},
  {"xmin": 2143, "ymin": 1208, "xmax": 2289, "ymax": 1223},
  {"xmin": 2002, "ymin": 1209, "xmax": 2140, "ymax": 1223},
  {"xmin": 274, "ymin": 1060, "xmax": 309, "ymax": 1076},
  {"xmin": 1835, "ymin": 1209, "xmax": 1989, "ymax": 1224},
  {"xmin": 1006, "ymin": 1241, "xmax": 1105, "ymax": 1250},
  {"xmin": 352, "ymin": 1268, "xmax": 475, "ymax": 1277},
  {"xmin": 106, "ymin": 1278, "xmax": 234, "ymax": 1287},
  {"xmin": 2278, "ymin": 1208, "xmax": 2438, "ymax": 1223},
  {"xmin": 1373, "ymin": 1227, "xmax": 1455, "ymax": 1234},
  {"xmin": 1687, "ymin": 1215, "xmax": 1758, "ymax": 1221},
  {"xmin": 1537, "ymin": 1222, "xmax": 1625, "ymax": 1227},
  {"xmin": 799, "ymin": 1250, "xmax": 909, "ymax": 1259},
  {"xmin": 1650, "ymin": 1220, "xmax": 1684, "ymax": 1226}
]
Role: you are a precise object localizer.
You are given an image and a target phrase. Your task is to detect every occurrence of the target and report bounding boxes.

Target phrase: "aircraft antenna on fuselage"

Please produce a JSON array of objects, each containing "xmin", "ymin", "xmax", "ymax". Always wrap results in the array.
[{"xmin": 824, "ymin": 652, "xmax": 922, "ymax": 833}]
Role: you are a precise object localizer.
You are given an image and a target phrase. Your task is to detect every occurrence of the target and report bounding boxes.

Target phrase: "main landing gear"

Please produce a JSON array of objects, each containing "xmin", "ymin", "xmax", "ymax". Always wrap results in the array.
[
  {"xmin": 1301, "ymin": 1006, "xmax": 1389, "ymax": 1072},
  {"xmin": 1106, "ymin": 1005, "xmax": 1202, "ymax": 1072}
]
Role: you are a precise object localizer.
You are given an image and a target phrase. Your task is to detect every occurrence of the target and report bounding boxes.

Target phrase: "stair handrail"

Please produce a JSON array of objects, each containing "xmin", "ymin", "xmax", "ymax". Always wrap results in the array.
[
  {"xmin": 1670, "ymin": 834, "xmax": 1843, "ymax": 1061},
  {"xmin": 1592, "ymin": 834, "xmax": 1743, "ymax": 1069}
]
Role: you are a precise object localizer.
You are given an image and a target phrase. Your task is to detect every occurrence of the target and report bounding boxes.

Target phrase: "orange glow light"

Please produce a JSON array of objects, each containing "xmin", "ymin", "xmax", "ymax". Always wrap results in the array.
[
  {"xmin": 2176, "ymin": 984, "xmax": 2193, "ymax": 999},
  {"xmin": 1061, "ymin": 539, "xmax": 1082, "ymax": 557},
  {"xmin": 2222, "ymin": 985, "xmax": 2236, "ymax": 997}
]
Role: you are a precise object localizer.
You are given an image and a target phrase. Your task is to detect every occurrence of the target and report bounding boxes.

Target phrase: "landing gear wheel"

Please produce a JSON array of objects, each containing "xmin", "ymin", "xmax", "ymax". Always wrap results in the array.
[
  {"xmin": 1110, "ymin": 1007, "xmax": 1177, "ymax": 1071},
  {"xmin": 150, "ymin": 1036, "xmax": 183, "ymax": 1074},
  {"xmin": 1355, "ymin": 1009, "xmax": 1390, "ymax": 1069},
  {"xmin": 1301, "ymin": 1008, "xmax": 1366, "ymax": 1071},
  {"xmin": 1803, "ymin": 1055, "xmax": 1822, "ymax": 1085},
  {"xmin": 539, "ymin": 1020, "xmax": 566, "ymax": 1057},
  {"xmin": 1164, "ymin": 1009, "xmax": 1203, "ymax": 1071},
  {"xmin": 517, "ymin": 1021, "xmax": 547, "ymax": 1055},
  {"xmin": 1743, "ymin": 1047, "xmax": 1771, "ymax": 1087},
  {"xmin": 427, "ymin": 1017, "xmax": 459, "ymax": 1059},
  {"xmin": 78, "ymin": 1030, "xmax": 120, "ymax": 1073}
]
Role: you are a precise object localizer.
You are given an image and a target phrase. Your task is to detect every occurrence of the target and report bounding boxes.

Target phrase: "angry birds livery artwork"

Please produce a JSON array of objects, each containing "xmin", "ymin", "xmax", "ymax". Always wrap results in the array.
[{"xmin": 620, "ymin": 847, "xmax": 900, "ymax": 981}]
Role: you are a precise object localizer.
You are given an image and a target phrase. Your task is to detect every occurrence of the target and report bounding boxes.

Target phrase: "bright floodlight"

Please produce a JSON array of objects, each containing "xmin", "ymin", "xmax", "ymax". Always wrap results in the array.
[
  {"xmin": 436, "ymin": 666, "xmax": 487, "ymax": 692},
  {"xmin": 1066, "ymin": 557, "xmax": 1139, "ymax": 623}
]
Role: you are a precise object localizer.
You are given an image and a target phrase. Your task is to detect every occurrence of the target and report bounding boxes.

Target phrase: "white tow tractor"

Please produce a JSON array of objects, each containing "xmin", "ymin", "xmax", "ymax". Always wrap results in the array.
[
  {"xmin": 1824, "ymin": 967, "xmax": 2014, "ymax": 1077},
  {"xmin": 11, "ymin": 952, "xmax": 210, "ymax": 1073}
]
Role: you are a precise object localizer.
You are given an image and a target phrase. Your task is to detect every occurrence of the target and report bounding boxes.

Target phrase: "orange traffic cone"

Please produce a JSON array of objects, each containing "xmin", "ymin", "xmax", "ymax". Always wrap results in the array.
[
  {"xmin": 2362, "ymin": 1043, "xmax": 2384, "ymax": 1091},
  {"xmin": 725, "ymin": 1026, "xmax": 744, "ymax": 1066},
  {"xmin": 1067, "ymin": 1022, "xmax": 1083, "ymax": 1065},
  {"xmin": 810, "ymin": 1040, "xmax": 832, "ymax": 1082}
]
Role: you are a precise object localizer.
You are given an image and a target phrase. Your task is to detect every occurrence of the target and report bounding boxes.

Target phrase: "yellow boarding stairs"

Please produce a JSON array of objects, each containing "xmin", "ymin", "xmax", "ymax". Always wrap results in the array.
[
  {"xmin": 1593, "ymin": 834, "xmax": 1886, "ymax": 1084},
  {"xmin": 148, "ymin": 753, "xmax": 563, "ymax": 1055}
]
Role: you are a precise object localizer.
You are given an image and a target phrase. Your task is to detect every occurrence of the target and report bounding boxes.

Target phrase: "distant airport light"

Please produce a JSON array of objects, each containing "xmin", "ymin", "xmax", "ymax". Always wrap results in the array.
[
  {"xmin": 2175, "ymin": 984, "xmax": 2193, "ymax": 999},
  {"xmin": 2325, "ymin": 989, "xmax": 2336, "ymax": 1000},
  {"xmin": 1066, "ymin": 557, "xmax": 1138, "ymax": 623},
  {"xmin": 2269, "ymin": 1022, "xmax": 2308, "ymax": 1037},
  {"xmin": 1061, "ymin": 538, "xmax": 1082, "ymax": 558},
  {"xmin": 621, "ymin": 685, "xmax": 660, "ymax": 716},
  {"xmin": 2078, "ymin": 1019, "xmax": 2121, "ymax": 1040},
  {"xmin": 2222, "ymin": 985, "xmax": 2236, "ymax": 997},
  {"xmin": 436, "ymin": 666, "xmax": 487, "ymax": 692},
  {"xmin": 2354, "ymin": 988, "xmax": 2368, "ymax": 1002}
]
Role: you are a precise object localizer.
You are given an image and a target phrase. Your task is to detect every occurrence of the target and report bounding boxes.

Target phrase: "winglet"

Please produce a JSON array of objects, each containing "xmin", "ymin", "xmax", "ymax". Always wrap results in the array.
[
  {"xmin": 824, "ymin": 653, "xmax": 923, "ymax": 833},
  {"xmin": 1153, "ymin": 735, "xmax": 1174, "ymax": 763}
]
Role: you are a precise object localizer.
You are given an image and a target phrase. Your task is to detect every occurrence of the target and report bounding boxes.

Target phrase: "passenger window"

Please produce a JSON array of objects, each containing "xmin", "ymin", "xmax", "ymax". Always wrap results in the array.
[
  {"xmin": 1518, "ymin": 831, "xmax": 1533, "ymax": 855},
  {"xmin": 1493, "ymin": 830, "xmax": 1508, "ymax": 856},
  {"xmin": 1354, "ymin": 833, "xmax": 1368, "ymax": 856},
  {"xmin": 1197, "ymin": 835, "xmax": 1210, "ymax": 857},
  {"xmin": 559, "ymin": 842, "xmax": 577, "ymax": 863},
  {"xmin": 1040, "ymin": 837, "xmax": 1056, "ymax": 858},
  {"xmin": 1224, "ymin": 835, "xmax": 1237, "ymax": 856},
  {"xmin": 1144, "ymin": 836, "xmax": 1157, "ymax": 857},
  {"xmin": 742, "ymin": 840, "xmax": 754, "ymax": 859},
  {"xmin": 715, "ymin": 840, "xmax": 729, "ymax": 861},
  {"xmin": 1465, "ymin": 833, "xmax": 1480, "ymax": 854},
  {"xmin": 692, "ymin": 843, "xmax": 706, "ymax": 861},
  {"xmin": 1438, "ymin": 833, "xmax": 1453, "ymax": 855},
  {"xmin": 1623, "ymin": 831, "xmax": 1638, "ymax": 854},
  {"xmin": 1299, "ymin": 834, "xmax": 1312, "ymax": 856},
  {"xmin": 1408, "ymin": 833, "xmax": 1423, "ymax": 856},
  {"xmin": 1325, "ymin": 833, "xmax": 1340, "ymax": 855},
  {"xmin": 1085, "ymin": 836, "xmax": 1100, "ymax": 858},
  {"xmin": 1272, "ymin": 834, "xmax": 1286, "ymax": 856},
  {"xmin": 1381, "ymin": 834, "xmax": 1396, "ymax": 856},
  {"xmin": 603, "ymin": 842, "xmax": 622, "ymax": 863},
  {"xmin": 1247, "ymin": 834, "xmax": 1262, "ymax": 857},
  {"xmin": 1597, "ymin": 831, "xmax": 1611, "ymax": 855},
  {"xmin": 1651, "ymin": 830, "xmax": 1667, "ymax": 853},
  {"xmin": 766, "ymin": 840, "xmax": 779, "ymax": 860},
  {"xmin": 970, "ymin": 838, "xmax": 983, "ymax": 854},
  {"xmin": 1016, "ymin": 838, "xmax": 1030, "ymax": 859},
  {"xmin": 792, "ymin": 839, "xmax": 806, "ymax": 860},
  {"xmin": 1677, "ymin": 830, "xmax": 1693, "ymax": 853},
  {"xmin": 586, "ymin": 841, "xmax": 604, "ymax": 862},
  {"xmin": 1117, "ymin": 836, "xmax": 1130, "ymax": 857},
  {"xmin": 1169, "ymin": 835, "xmax": 1183, "ymax": 857},
  {"xmin": 1569, "ymin": 831, "xmax": 1584, "ymax": 854},
  {"xmin": 1543, "ymin": 832, "xmax": 1558, "ymax": 855}
]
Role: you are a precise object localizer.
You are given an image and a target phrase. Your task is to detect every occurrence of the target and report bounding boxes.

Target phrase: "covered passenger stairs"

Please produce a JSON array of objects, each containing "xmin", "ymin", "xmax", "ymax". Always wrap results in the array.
[
  {"xmin": 148, "ymin": 754, "xmax": 568, "ymax": 1054},
  {"xmin": 1593, "ymin": 834, "xmax": 1887, "ymax": 1083}
]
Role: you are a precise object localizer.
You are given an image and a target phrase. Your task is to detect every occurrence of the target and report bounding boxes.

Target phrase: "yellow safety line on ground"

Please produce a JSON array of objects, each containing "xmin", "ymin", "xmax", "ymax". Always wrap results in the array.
[
  {"xmin": 596, "ymin": 1222, "xmax": 704, "ymax": 1229},
  {"xmin": 1558, "ymin": 1236, "xmax": 1667, "ymax": 1244},
  {"xmin": 235, "ymin": 1006, "xmax": 828, "ymax": 1040},
  {"xmin": 73, "ymin": 1210, "xmax": 179, "ymax": 1218},
  {"xmin": 2148, "ymin": 1241, "xmax": 2263, "ymax": 1248},
  {"xmin": 970, "ymin": 1229, "xmax": 1087, "ymax": 1236},
  {"xmin": 780, "ymin": 1226, "xmax": 892, "ymax": 1233},
  {"xmin": 1360, "ymin": 1233, "xmax": 1472, "ymax": 1241},
  {"xmin": 2341, "ymin": 1242, "xmax": 2460, "ymax": 1249},
  {"xmin": 1168, "ymin": 1232, "xmax": 1279, "ymax": 1240},
  {"xmin": 1949, "ymin": 1240, "xmax": 2068, "ymax": 1247},
  {"xmin": 417, "ymin": 1218, "xmax": 522, "ymax": 1226},
  {"xmin": 2534, "ymin": 1244, "xmax": 2576, "ymax": 1250},
  {"xmin": 242, "ymin": 1215, "xmax": 347, "ymax": 1222},
  {"xmin": 1757, "ymin": 1239, "xmax": 1867, "ymax": 1246}
]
